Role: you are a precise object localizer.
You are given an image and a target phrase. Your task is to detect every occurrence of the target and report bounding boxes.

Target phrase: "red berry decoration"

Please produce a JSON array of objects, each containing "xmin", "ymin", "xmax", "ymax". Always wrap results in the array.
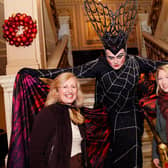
[{"xmin": 2, "ymin": 13, "xmax": 37, "ymax": 47}]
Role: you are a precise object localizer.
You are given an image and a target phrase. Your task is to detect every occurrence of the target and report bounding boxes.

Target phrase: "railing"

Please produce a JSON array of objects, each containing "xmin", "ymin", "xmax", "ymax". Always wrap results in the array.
[
  {"xmin": 43, "ymin": 0, "xmax": 70, "ymax": 69},
  {"xmin": 47, "ymin": 34, "xmax": 69, "ymax": 68},
  {"xmin": 143, "ymin": 31, "xmax": 168, "ymax": 61}
]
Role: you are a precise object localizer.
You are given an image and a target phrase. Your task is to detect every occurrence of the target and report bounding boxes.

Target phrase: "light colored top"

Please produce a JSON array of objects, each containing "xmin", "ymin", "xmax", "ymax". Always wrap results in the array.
[{"xmin": 71, "ymin": 121, "xmax": 82, "ymax": 157}]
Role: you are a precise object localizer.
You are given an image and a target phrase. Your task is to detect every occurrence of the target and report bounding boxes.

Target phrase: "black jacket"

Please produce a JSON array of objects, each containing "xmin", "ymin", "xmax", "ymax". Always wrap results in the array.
[{"xmin": 30, "ymin": 103, "xmax": 87, "ymax": 168}]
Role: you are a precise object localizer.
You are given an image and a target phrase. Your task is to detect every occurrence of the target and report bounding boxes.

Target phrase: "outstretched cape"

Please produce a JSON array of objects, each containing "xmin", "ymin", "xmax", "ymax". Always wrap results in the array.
[{"xmin": 7, "ymin": 68, "xmax": 111, "ymax": 168}]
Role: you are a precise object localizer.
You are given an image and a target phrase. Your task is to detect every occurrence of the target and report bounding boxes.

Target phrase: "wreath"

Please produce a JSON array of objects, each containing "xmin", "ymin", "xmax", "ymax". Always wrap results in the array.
[{"xmin": 2, "ymin": 13, "xmax": 37, "ymax": 47}]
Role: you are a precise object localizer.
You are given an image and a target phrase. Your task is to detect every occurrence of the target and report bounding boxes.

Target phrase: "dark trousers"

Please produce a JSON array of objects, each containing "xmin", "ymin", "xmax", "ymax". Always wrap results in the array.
[{"xmin": 70, "ymin": 153, "xmax": 83, "ymax": 168}]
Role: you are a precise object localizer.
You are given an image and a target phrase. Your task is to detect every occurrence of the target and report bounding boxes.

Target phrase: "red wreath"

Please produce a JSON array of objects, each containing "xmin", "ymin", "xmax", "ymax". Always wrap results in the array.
[{"xmin": 2, "ymin": 13, "xmax": 37, "ymax": 47}]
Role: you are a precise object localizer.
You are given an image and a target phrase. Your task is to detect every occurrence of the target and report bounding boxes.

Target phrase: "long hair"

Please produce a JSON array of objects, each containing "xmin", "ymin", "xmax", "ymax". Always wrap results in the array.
[
  {"xmin": 45, "ymin": 72, "xmax": 84, "ymax": 124},
  {"xmin": 45, "ymin": 72, "xmax": 83, "ymax": 107},
  {"xmin": 156, "ymin": 64, "xmax": 168, "ymax": 95}
]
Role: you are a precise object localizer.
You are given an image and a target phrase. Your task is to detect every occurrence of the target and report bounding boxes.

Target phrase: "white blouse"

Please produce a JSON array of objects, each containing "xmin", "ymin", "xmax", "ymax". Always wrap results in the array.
[{"xmin": 71, "ymin": 121, "xmax": 82, "ymax": 157}]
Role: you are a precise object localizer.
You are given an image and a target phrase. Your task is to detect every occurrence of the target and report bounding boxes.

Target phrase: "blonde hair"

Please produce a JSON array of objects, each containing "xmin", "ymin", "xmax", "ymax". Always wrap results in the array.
[
  {"xmin": 45, "ymin": 72, "xmax": 83, "ymax": 107},
  {"xmin": 45, "ymin": 72, "xmax": 85, "ymax": 124},
  {"xmin": 156, "ymin": 64, "xmax": 168, "ymax": 95},
  {"xmin": 69, "ymin": 108, "xmax": 85, "ymax": 125}
]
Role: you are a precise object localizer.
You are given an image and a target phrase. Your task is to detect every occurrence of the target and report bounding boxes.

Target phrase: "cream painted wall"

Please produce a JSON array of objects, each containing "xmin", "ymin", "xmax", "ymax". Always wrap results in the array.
[
  {"xmin": 0, "ymin": 0, "xmax": 47, "ymax": 147},
  {"xmin": 4, "ymin": 0, "xmax": 46, "ymax": 75}
]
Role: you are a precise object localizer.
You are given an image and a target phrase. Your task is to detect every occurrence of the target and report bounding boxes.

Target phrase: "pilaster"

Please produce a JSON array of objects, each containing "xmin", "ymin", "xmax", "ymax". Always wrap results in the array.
[{"xmin": 0, "ymin": 75, "xmax": 15, "ymax": 144}]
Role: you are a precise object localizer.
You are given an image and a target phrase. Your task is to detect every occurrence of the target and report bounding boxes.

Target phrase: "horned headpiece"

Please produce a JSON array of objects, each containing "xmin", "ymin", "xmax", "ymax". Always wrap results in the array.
[{"xmin": 84, "ymin": 0, "xmax": 137, "ymax": 54}]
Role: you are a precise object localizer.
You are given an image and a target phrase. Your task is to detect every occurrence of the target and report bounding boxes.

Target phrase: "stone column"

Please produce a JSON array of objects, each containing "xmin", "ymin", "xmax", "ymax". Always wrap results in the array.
[{"xmin": 0, "ymin": 75, "xmax": 15, "ymax": 145}]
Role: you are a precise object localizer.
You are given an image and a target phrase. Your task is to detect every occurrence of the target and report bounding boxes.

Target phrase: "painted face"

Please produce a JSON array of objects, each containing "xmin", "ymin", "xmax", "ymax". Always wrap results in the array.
[
  {"xmin": 158, "ymin": 69, "xmax": 168, "ymax": 93},
  {"xmin": 58, "ymin": 77, "xmax": 78, "ymax": 105},
  {"xmin": 105, "ymin": 48, "xmax": 126, "ymax": 70}
]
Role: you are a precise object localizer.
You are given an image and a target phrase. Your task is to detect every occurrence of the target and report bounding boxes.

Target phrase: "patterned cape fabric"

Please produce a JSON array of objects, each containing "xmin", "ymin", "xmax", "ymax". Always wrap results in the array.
[
  {"xmin": 7, "ymin": 69, "xmax": 49, "ymax": 168},
  {"xmin": 138, "ymin": 72, "xmax": 157, "ymax": 119},
  {"xmin": 82, "ymin": 106, "xmax": 111, "ymax": 168},
  {"xmin": 7, "ymin": 68, "xmax": 111, "ymax": 168}
]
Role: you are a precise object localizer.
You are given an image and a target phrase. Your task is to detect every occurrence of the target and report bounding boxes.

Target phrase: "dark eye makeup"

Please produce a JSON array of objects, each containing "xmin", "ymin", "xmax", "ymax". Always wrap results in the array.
[{"xmin": 107, "ymin": 54, "xmax": 124, "ymax": 60}]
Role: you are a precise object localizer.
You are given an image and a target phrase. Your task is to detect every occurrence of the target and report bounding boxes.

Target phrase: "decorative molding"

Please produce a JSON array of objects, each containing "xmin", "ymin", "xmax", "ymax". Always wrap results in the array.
[
  {"xmin": 58, "ymin": 16, "xmax": 73, "ymax": 66},
  {"xmin": 0, "ymin": 75, "xmax": 15, "ymax": 144}
]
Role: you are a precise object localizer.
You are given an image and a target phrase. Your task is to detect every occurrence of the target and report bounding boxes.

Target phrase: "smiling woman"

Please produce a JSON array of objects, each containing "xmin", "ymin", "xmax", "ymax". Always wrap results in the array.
[
  {"xmin": 30, "ymin": 72, "xmax": 86, "ymax": 168},
  {"xmin": 152, "ymin": 64, "xmax": 168, "ymax": 168},
  {"xmin": 57, "ymin": 78, "xmax": 78, "ymax": 105},
  {"xmin": 45, "ymin": 72, "xmax": 83, "ymax": 107}
]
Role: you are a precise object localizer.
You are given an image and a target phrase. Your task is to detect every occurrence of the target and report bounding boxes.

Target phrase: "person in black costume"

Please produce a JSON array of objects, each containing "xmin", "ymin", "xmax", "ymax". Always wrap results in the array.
[{"xmin": 37, "ymin": 32, "xmax": 164, "ymax": 168}]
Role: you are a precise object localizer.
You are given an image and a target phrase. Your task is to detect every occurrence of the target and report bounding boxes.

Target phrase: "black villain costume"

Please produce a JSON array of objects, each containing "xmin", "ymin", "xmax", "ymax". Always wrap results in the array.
[
  {"xmin": 7, "ymin": 0, "xmax": 168, "ymax": 168},
  {"xmin": 37, "ymin": 51, "xmax": 162, "ymax": 168}
]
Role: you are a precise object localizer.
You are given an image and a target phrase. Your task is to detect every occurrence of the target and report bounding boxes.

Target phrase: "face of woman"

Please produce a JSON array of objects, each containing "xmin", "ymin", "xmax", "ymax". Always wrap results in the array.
[
  {"xmin": 58, "ymin": 77, "xmax": 78, "ymax": 105},
  {"xmin": 158, "ymin": 69, "xmax": 168, "ymax": 93},
  {"xmin": 105, "ymin": 48, "xmax": 126, "ymax": 70}
]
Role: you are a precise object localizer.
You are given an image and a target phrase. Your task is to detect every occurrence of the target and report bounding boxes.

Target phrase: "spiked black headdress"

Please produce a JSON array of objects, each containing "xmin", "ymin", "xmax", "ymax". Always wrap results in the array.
[{"xmin": 84, "ymin": 0, "xmax": 137, "ymax": 54}]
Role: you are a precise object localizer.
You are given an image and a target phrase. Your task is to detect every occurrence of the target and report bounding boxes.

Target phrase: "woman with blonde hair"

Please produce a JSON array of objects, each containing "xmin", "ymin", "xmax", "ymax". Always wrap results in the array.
[
  {"xmin": 152, "ymin": 64, "xmax": 168, "ymax": 168},
  {"xmin": 30, "ymin": 72, "xmax": 87, "ymax": 168}
]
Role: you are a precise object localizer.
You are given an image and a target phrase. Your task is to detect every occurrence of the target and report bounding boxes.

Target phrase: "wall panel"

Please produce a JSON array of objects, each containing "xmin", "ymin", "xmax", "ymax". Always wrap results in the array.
[{"xmin": 55, "ymin": 0, "xmax": 152, "ymax": 51}]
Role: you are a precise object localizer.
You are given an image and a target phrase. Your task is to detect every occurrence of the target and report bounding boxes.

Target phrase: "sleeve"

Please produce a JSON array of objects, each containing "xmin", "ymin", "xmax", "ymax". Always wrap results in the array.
[
  {"xmin": 152, "ymin": 137, "xmax": 159, "ymax": 159},
  {"xmin": 29, "ymin": 107, "xmax": 56, "ymax": 168},
  {"xmin": 152, "ymin": 103, "xmax": 161, "ymax": 160},
  {"xmin": 35, "ymin": 58, "xmax": 100, "ymax": 79},
  {"xmin": 72, "ymin": 58, "xmax": 99, "ymax": 78},
  {"xmin": 135, "ymin": 55, "xmax": 168, "ymax": 73}
]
